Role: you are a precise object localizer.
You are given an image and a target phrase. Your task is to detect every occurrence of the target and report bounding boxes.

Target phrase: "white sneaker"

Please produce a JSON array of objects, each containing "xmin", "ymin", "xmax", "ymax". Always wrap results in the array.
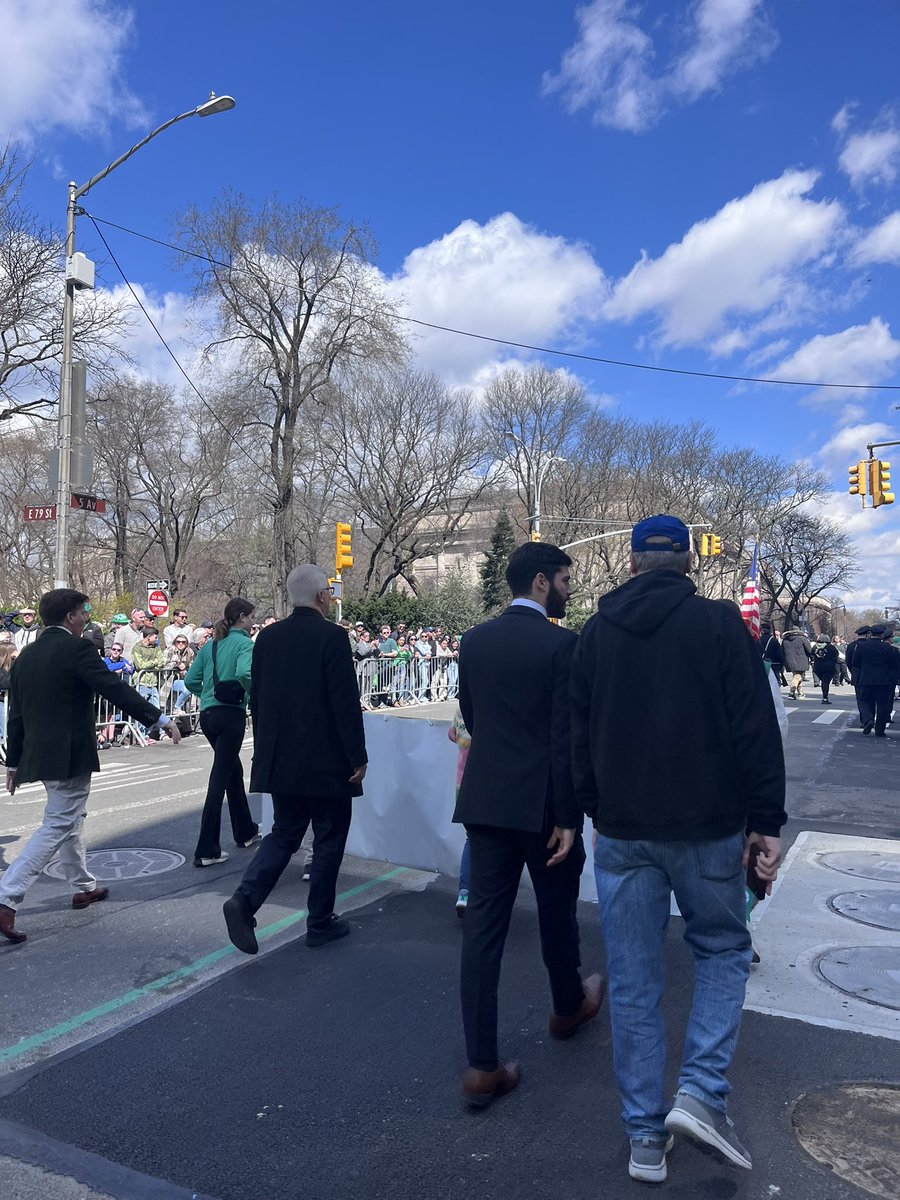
[{"xmin": 194, "ymin": 853, "xmax": 230, "ymax": 868}]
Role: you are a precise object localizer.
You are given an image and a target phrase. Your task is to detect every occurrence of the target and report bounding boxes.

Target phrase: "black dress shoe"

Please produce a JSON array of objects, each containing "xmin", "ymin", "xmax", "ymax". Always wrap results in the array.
[
  {"xmin": 223, "ymin": 895, "xmax": 258, "ymax": 955},
  {"xmin": 305, "ymin": 914, "xmax": 350, "ymax": 947}
]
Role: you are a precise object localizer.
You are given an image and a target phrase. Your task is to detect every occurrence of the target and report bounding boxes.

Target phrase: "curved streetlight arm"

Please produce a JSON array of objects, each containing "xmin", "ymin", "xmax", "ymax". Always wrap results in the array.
[{"xmin": 74, "ymin": 95, "xmax": 235, "ymax": 201}]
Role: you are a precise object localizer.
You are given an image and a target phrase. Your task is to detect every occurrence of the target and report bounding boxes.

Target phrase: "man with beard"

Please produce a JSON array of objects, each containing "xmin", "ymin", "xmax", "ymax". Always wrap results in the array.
[{"xmin": 453, "ymin": 541, "xmax": 604, "ymax": 1108}]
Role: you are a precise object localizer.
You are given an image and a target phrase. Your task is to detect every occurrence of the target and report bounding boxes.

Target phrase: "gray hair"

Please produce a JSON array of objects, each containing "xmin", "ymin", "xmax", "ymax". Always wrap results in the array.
[
  {"xmin": 287, "ymin": 564, "xmax": 329, "ymax": 608},
  {"xmin": 632, "ymin": 537, "xmax": 691, "ymax": 576}
]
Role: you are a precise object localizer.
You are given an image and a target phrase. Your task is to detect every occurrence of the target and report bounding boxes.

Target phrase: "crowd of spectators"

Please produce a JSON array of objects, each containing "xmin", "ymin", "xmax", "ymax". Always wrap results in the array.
[
  {"xmin": 339, "ymin": 619, "xmax": 462, "ymax": 707},
  {"xmin": 0, "ymin": 605, "xmax": 466, "ymax": 747}
]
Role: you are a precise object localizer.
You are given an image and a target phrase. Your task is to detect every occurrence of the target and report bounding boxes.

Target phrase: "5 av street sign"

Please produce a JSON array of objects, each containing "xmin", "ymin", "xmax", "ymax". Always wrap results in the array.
[{"xmin": 71, "ymin": 492, "xmax": 106, "ymax": 513}]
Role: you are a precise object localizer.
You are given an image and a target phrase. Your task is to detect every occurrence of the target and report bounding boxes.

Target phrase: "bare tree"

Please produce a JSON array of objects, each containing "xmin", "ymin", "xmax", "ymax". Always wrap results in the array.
[
  {"xmin": 0, "ymin": 146, "xmax": 129, "ymax": 424},
  {"xmin": 484, "ymin": 364, "xmax": 590, "ymax": 536},
  {"xmin": 175, "ymin": 192, "xmax": 405, "ymax": 601},
  {"xmin": 759, "ymin": 511, "xmax": 859, "ymax": 628},
  {"xmin": 326, "ymin": 367, "xmax": 496, "ymax": 595}
]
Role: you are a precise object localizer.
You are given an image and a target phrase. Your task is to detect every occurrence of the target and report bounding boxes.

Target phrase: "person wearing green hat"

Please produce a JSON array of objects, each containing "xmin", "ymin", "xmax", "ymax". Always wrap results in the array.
[
  {"xmin": 104, "ymin": 614, "xmax": 130, "ymax": 655},
  {"xmin": 81, "ymin": 603, "xmax": 105, "ymax": 655}
]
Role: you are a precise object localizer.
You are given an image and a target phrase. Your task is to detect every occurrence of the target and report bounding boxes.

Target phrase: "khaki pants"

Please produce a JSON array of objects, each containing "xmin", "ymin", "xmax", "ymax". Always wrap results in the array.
[{"xmin": 790, "ymin": 671, "xmax": 807, "ymax": 696}]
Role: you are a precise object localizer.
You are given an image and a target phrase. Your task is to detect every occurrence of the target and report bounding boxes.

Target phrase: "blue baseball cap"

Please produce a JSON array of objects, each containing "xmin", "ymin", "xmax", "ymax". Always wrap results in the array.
[{"xmin": 631, "ymin": 514, "xmax": 691, "ymax": 553}]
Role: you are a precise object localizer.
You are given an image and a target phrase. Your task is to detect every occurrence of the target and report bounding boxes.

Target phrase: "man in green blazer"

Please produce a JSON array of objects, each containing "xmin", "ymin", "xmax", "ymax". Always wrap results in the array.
[{"xmin": 0, "ymin": 588, "xmax": 181, "ymax": 943}]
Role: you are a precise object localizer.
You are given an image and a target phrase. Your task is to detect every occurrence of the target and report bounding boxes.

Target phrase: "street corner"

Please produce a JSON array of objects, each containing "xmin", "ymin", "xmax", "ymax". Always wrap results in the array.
[{"xmin": 746, "ymin": 831, "xmax": 900, "ymax": 1039}]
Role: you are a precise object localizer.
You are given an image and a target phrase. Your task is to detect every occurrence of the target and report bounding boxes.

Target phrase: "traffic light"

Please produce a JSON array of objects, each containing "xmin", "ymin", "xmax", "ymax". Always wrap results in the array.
[
  {"xmin": 335, "ymin": 522, "xmax": 353, "ymax": 573},
  {"xmin": 530, "ymin": 529, "xmax": 541, "ymax": 542},
  {"xmin": 871, "ymin": 459, "xmax": 894, "ymax": 508},
  {"xmin": 709, "ymin": 534, "xmax": 722, "ymax": 556},
  {"xmin": 699, "ymin": 534, "xmax": 710, "ymax": 556},
  {"xmin": 848, "ymin": 461, "xmax": 866, "ymax": 497}
]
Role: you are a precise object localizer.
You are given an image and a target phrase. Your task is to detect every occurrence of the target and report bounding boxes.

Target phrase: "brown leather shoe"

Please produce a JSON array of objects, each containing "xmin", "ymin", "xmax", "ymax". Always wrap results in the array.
[
  {"xmin": 72, "ymin": 887, "xmax": 109, "ymax": 910},
  {"xmin": 0, "ymin": 903, "xmax": 27, "ymax": 943},
  {"xmin": 548, "ymin": 972, "xmax": 606, "ymax": 1040},
  {"xmin": 461, "ymin": 1062, "xmax": 520, "ymax": 1108}
]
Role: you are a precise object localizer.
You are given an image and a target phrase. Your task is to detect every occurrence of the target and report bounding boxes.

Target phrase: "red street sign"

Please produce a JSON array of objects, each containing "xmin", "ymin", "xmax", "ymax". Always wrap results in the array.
[
  {"xmin": 147, "ymin": 589, "xmax": 169, "ymax": 617},
  {"xmin": 23, "ymin": 504, "xmax": 57, "ymax": 521},
  {"xmin": 71, "ymin": 493, "xmax": 107, "ymax": 513}
]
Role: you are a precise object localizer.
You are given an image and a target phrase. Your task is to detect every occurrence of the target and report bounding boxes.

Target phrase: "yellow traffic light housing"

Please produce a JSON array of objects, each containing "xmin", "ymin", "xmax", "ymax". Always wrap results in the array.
[
  {"xmin": 699, "ymin": 534, "xmax": 710, "ymax": 556},
  {"xmin": 871, "ymin": 459, "xmax": 894, "ymax": 508},
  {"xmin": 530, "ymin": 529, "xmax": 541, "ymax": 542},
  {"xmin": 709, "ymin": 534, "xmax": 722, "ymax": 556},
  {"xmin": 335, "ymin": 522, "xmax": 353, "ymax": 572},
  {"xmin": 848, "ymin": 461, "xmax": 866, "ymax": 497}
]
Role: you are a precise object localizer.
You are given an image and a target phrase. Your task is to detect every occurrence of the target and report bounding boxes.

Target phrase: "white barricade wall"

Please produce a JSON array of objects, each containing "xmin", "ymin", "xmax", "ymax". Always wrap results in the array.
[{"xmin": 258, "ymin": 712, "xmax": 598, "ymax": 902}]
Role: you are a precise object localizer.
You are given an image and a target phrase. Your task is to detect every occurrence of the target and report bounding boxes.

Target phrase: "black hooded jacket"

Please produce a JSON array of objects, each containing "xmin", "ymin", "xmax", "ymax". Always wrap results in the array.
[{"xmin": 570, "ymin": 570, "xmax": 786, "ymax": 841}]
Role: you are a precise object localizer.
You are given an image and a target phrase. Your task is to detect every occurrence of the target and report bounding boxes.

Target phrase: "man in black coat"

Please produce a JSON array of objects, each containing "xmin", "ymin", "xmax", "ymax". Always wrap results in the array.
[
  {"xmin": 852, "ymin": 625, "xmax": 900, "ymax": 736},
  {"xmin": 454, "ymin": 541, "xmax": 603, "ymax": 1108},
  {"xmin": 1, "ymin": 589, "xmax": 180, "ymax": 944},
  {"xmin": 570, "ymin": 515, "xmax": 786, "ymax": 1181},
  {"xmin": 223, "ymin": 564, "xmax": 367, "ymax": 955}
]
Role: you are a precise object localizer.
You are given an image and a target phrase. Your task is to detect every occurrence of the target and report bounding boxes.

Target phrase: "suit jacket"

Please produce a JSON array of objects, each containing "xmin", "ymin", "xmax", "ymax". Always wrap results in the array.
[
  {"xmin": 248, "ymin": 607, "xmax": 367, "ymax": 798},
  {"xmin": 6, "ymin": 626, "xmax": 162, "ymax": 783},
  {"xmin": 453, "ymin": 605, "xmax": 579, "ymax": 833},
  {"xmin": 852, "ymin": 639, "xmax": 900, "ymax": 688}
]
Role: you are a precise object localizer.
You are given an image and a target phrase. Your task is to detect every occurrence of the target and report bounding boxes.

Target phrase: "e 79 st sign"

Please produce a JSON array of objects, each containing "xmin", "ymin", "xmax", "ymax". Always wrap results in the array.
[{"xmin": 23, "ymin": 505, "xmax": 57, "ymax": 521}]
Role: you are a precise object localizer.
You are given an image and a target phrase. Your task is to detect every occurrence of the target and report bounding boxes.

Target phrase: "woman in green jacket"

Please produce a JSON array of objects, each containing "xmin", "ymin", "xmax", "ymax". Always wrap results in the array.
[{"xmin": 185, "ymin": 597, "xmax": 259, "ymax": 867}]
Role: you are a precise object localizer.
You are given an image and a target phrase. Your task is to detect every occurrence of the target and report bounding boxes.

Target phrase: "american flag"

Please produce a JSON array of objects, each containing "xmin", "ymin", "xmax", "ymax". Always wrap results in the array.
[{"xmin": 740, "ymin": 543, "xmax": 761, "ymax": 640}]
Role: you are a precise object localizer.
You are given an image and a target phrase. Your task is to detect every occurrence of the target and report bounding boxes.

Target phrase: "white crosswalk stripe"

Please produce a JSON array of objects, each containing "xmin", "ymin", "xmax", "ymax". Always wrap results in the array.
[{"xmin": 812, "ymin": 708, "xmax": 844, "ymax": 724}]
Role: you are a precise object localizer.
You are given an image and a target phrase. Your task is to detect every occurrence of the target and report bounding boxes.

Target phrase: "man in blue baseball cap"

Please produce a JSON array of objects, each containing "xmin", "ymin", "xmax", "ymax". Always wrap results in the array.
[{"xmin": 570, "ymin": 515, "xmax": 786, "ymax": 1183}]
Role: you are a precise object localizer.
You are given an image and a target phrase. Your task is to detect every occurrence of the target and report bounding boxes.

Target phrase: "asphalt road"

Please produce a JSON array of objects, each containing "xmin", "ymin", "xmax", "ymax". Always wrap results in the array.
[{"xmin": 0, "ymin": 684, "xmax": 897, "ymax": 1199}]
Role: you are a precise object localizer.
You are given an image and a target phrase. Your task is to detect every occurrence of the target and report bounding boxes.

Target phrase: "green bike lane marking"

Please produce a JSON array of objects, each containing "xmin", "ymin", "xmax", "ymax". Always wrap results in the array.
[{"xmin": 0, "ymin": 866, "xmax": 409, "ymax": 1066}]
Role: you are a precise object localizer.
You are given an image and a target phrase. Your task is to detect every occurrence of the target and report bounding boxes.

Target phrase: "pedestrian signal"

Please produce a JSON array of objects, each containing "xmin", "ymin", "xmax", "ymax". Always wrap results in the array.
[
  {"xmin": 848, "ymin": 461, "xmax": 866, "ymax": 497},
  {"xmin": 335, "ymin": 522, "xmax": 353, "ymax": 572},
  {"xmin": 872, "ymin": 459, "xmax": 894, "ymax": 508}
]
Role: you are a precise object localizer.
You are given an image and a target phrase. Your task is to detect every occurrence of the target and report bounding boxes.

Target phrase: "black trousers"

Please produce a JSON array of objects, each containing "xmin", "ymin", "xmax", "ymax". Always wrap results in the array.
[
  {"xmin": 857, "ymin": 684, "xmax": 894, "ymax": 735},
  {"xmin": 460, "ymin": 823, "xmax": 587, "ymax": 1072},
  {"xmin": 236, "ymin": 794, "xmax": 352, "ymax": 931},
  {"xmin": 194, "ymin": 706, "xmax": 257, "ymax": 859},
  {"xmin": 815, "ymin": 672, "xmax": 831, "ymax": 700}
]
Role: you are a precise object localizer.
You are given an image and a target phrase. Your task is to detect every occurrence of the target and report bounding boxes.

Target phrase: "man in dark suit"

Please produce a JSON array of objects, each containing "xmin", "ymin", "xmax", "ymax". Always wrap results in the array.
[
  {"xmin": 223, "ymin": 564, "xmax": 367, "ymax": 955},
  {"xmin": 1, "ymin": 588, "xmax": 180, "ymax": 944},
  {"xmin": 454, "ymin": 541, "xmax": 603, "ymax": 1107},
  {"xmin": 853, "ymin": 624, "xmax": 900, "ymax": 736}
]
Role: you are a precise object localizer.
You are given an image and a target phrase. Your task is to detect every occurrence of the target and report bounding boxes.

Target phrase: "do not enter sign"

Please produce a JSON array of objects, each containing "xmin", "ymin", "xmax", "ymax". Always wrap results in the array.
[{"xmin": 147, "ymin": 589, "xmax": 169, "ymax": 618}]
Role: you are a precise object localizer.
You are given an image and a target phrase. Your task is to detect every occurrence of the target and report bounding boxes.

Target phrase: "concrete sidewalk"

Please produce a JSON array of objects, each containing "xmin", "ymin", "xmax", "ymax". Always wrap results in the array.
[{"xmin": 1, "ymin": 875, "xmax": 894, "ymax": 1200}]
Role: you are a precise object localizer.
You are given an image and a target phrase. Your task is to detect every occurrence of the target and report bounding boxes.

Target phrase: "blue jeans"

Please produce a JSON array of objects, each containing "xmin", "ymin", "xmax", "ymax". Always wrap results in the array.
[
  {"xmin": 458, "ymin": 837, "xmax": 470, "ymax": 891},
  {"xmin": 137, "ymin": 685, "xmax": 160, "ymax": 736},
  {"xmin": 594, "ymin": 832, "xmax": 751, "ymax": 1139}
]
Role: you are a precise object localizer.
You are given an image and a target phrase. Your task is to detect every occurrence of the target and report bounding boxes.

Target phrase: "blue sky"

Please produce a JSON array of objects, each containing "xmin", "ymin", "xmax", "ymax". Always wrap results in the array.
[{"xmin": 3, "ymin": 1, "xmax": 900, "ymax": 604}]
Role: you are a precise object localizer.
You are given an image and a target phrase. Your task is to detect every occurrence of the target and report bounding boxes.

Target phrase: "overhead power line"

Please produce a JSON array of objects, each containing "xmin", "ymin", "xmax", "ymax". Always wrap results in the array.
[{"xmin": 84, "ymin": 211, "xmax": 900, "ymax": 393}]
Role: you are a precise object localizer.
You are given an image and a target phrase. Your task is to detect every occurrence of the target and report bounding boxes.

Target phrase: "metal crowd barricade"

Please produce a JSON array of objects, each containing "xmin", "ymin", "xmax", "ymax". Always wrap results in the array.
[
  {"xmin": 355, "ymin": 653, "xmax": 460, "ymax": 708},
  {"xmin": 94, "ymin": 667, "xmax": 200, "ymax": 748}
]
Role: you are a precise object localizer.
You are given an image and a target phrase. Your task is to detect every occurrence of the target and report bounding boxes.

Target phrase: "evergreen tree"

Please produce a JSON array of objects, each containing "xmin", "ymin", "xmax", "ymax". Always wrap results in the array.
[{"xmin": 480, "ymin": 511, "xmax": 516, "ymax": 612}]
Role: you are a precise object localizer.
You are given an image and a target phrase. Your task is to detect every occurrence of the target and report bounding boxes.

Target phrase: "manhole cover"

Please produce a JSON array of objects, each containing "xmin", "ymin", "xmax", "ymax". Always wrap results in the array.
[
  {"xmin": 815, "ymin": 946, "xmax": 900, "ymax": 1011},
  {"xmin": 793, "ymin": 1083, "xmax": 900, "ymax": 1199},
  {"xmin": 819, "ymin": 851, "xmax": 900, "ymax": 882},
  {"xmin": 44, "ymin": 848, "xmax": 186, "ymax": 881},
  {"xmin": 829, "ymin": 891, "xmax": 900, "ymax": 932}
]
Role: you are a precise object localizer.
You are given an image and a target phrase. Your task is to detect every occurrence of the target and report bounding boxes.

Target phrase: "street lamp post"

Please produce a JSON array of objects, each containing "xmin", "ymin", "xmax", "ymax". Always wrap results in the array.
[
  {"xmin": 502, "ymin": 429, "xmax": 565, "ymax": 540},
  {"xmin": 53, "ymin": 93, "xmax": 235, "ymax": 587}
]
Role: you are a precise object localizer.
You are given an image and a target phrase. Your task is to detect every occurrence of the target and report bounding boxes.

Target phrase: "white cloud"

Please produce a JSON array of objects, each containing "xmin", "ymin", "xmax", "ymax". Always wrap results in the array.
[
  {"xmin": 766, "ymin": 319, "xmax": 900, "ymax": 403},
  {"xmin": 542, "ymin": 0, "xmax": 777, "ymax": 133},
  {"xmin": 812, "ymin": 489, "xmax": 900, "ymax": 608},
  {"xmin": 384, "ymin": 213, "xmax": 607, "ymax": 385},
  {"xmin": 100, "ymin": 283, "xmax": 210, "ymax": 392},
  {"xmin": 605, "ymin": 170, "xmax": 843, "ymax": 346},
  {"xmin": 836, "ymin": 111, "xmax": 900, "ymax": 189},
  {"xmin": 853, "ymin": 212, "xmax": 900, "ymax": 266},
  {"xmin": 0, "ymin": 0, "xmax": 145, "ymax": 143},
  {"xmin": 818, "ymin": 422, "xmax": 896, "ymax": 476},
  {"xmin": 831, "ymin": 103, "xmax": 855, "ymax": 136}
]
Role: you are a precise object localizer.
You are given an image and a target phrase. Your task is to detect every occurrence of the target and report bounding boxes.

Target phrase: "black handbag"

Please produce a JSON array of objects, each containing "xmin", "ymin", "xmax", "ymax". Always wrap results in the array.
[{"xmin": 211, "ymin": 638, "xmax": 245, "ymax": 705}]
